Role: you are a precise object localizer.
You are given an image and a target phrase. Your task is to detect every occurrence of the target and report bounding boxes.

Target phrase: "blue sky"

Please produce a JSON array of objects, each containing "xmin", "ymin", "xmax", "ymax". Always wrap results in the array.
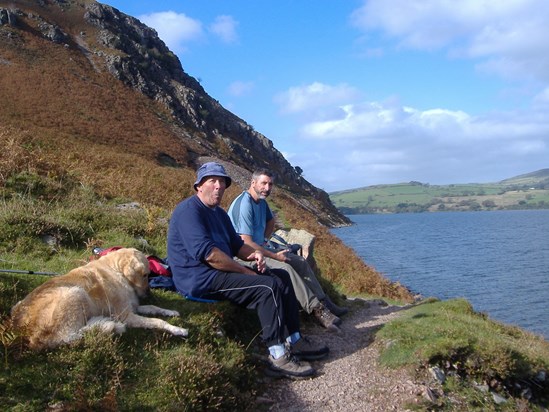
[{"xmin": 103, "ymin": 0, "xmax": 549, "ymax": 192}]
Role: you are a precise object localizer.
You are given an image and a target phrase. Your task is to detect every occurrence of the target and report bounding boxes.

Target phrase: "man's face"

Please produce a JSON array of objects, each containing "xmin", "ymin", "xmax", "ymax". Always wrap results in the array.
[
  {"xmin": 251, "ymin": 174, "xmax": 273, "ymax": 200},
  {"xmin": 196, "ymin": 176, "xmax": 227, "ymax": 207}
]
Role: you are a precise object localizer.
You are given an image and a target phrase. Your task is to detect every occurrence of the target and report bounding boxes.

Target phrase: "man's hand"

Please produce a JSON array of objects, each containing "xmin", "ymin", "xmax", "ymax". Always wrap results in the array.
[
  {"xmin": 206, "ymin": 247, "xmax": 256, "ymax": 275},
  {"xmin": 247, "ymin": 250, "xmax": 266, "ymax": 273},
  {"xmin": 274, "ymin": 249, "xmax": 290, "ymax": 262}
]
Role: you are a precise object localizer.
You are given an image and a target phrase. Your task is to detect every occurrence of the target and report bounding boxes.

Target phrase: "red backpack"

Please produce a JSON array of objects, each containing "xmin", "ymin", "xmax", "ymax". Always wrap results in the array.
[{"xmin": 91, "ymin": 247, "xmax": 172, "ymax": 277}]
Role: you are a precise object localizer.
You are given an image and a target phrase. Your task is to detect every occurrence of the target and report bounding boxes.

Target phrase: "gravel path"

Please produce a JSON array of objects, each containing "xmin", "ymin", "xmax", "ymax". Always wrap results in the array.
[{"xmin": 259, "ymin": 299, "xmax": 425, "ymax": 411}]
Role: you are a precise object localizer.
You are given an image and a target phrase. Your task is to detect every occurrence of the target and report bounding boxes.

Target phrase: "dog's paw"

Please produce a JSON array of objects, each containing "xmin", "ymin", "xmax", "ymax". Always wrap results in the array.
[
  {"xmin": 171, "ymin": 326, "xmax": 189, "ymax": 337},
  {"xmin": 162, "ymin": 309, "xmax": 180, "ymax": 317}
]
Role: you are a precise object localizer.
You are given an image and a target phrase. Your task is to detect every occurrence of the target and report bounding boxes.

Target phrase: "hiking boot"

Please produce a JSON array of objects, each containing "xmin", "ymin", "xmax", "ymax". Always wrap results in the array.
[
  {"xmin": 322, "ymin": 296, "xmax": 349, "ymax": 317},
  {"xmin": 289, "ymin": 335, "xmax": 329, "ymax": 361},
  {"xmin": 312, "ymin": 302, "xmax": 341, "ymax": 330},
  {"xmin": 267, "ymin": 352, "xmax": 316, "ymax": 379}
]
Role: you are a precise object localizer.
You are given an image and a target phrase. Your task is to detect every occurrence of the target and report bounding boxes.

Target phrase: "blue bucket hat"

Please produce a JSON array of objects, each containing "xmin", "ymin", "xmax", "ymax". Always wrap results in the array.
[{"xmin": 193, "ymin": 162, "xmax": 232, "ymax": 190}]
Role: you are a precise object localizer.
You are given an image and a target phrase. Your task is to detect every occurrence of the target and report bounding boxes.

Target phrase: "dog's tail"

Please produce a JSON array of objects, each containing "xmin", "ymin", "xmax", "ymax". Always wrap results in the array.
[{"xmin": 80, "ymin": 317, "xmax": 127, "ymax": 336}]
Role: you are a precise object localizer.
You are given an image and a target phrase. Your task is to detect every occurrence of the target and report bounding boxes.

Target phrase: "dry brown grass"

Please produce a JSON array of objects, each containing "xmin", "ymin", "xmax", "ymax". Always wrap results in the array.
[
  {"xmin": 1, "ymin": 25, "xmax": 195, "ymax": 207},
  {"xmin": 0, "ymin": 128, "xmax": 39, "ymax": 185},
  {"xmin": 1, "ymin": 53, "xmax": 186, "ymax": 159}
]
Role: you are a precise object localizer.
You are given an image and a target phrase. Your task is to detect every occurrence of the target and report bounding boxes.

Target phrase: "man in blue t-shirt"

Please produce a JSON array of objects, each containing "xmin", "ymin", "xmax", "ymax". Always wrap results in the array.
[
  {"xmin": 167, "ymin": 162, "xmax": 328, "ymax": 379},
  {"xmin": 228, "ymin": 169, "xmax": 348, "ymax": 332}
]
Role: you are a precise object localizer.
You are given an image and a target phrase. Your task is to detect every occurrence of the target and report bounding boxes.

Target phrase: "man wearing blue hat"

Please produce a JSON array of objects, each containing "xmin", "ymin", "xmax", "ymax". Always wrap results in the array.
[{"xmin": 167, "ymin": 162, "xmax": 329, "ymax": 379}]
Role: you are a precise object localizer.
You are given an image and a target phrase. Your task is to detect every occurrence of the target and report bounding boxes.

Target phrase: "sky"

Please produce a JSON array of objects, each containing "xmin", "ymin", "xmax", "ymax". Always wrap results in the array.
[{"xmin": 103, "ymin": 0, "xmax": 549, "ymax": 192}]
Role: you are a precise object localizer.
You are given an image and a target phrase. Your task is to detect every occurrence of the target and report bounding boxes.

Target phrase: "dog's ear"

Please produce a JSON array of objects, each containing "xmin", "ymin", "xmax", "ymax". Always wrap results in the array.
[
  {"xmin": 122, "ymin": 249, "xmax": 150, "ymax": 278},
  {"xmin": 109, "ymin": 248, "xmax": 150, "ymax": 280},
  {"xmin": 119, "ymin": 249, "xmax": 151, "ymax": 298}
]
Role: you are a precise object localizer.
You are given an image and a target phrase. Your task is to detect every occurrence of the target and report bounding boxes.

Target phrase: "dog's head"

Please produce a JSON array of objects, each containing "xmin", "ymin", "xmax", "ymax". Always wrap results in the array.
[{"xmin": 101, "ymin": 248, "xmax": 151, "ymax": 297}]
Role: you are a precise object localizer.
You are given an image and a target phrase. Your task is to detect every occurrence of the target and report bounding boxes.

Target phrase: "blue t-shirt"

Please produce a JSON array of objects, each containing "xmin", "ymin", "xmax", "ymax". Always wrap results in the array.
[
  {"xmin": 228, "ymin": 191, "xmax": 273, "ymax": 244},
  {"xmin": 167, "ymin": 195, "xmax": 244, "ymax": 298}
]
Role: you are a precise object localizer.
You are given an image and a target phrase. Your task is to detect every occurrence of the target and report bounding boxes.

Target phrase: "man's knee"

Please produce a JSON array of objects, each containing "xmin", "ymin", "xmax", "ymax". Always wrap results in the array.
[
  {"xmin": 269, "ymin": 268, "xmax": 292, "ymax": 285},
  {"xmin": 288, "ymin": 254, "xmax": 308, "ymax": 268}
]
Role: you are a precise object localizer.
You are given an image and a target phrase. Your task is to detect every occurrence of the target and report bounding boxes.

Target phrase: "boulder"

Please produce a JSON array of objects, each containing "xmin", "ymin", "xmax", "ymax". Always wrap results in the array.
[
  {"xmin": 274, "ymin": 228, "xmax": 317, "ymax": 269},
  {"xmin": 0, "ymin": 8, "xmax": 18, "ymax": 26}
]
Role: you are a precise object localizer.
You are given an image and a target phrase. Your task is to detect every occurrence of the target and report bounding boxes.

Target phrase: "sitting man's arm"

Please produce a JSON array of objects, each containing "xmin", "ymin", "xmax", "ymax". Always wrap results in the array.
[
  {"xmin": 240, "ymin": 233, "xmax": 289, "ymax": 263},
  {"xmin": 264, "ymin": 217, "xmax": 275, "ymax": 240},
  {"xmin": 206, "ymin": 246, "xmax": 266, "ymax": 275},
  {"xmin": 263, "ymin": 217, "xmax": 289, "ymax": 261}
]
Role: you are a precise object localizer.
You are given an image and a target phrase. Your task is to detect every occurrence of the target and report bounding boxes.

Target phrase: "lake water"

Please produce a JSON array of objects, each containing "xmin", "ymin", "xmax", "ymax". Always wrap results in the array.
[{"xmin": 332, "ymin": 210, "xmax": 549, "ymax": 340}]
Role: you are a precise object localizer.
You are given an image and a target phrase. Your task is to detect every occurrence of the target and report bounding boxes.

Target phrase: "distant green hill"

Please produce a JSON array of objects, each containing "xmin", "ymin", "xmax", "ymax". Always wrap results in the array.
[
  {"xmin": 500, "ymin": 168, "xmax": 549, "ymax": 184},
  {"xmin": 329, "ymin": 169, "xmax": 549, "ymax": 214}
]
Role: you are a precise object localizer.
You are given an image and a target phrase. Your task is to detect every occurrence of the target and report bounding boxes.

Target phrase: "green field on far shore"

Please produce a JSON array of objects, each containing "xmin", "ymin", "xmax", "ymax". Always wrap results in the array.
[{"xmin": 330, "ymin": 170, "xmax": 549, "ymax": 214}]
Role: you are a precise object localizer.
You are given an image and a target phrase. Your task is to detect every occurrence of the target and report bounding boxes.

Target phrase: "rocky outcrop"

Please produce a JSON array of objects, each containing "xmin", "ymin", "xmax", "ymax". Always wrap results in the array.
[
  {"xmin": 0, "ymin": 7, "xmax": 16, "ymax": 26},
  {"xmin": 273, "ymin": 228, "xmax": 319, "ymax": 271},
  {"xmin": 83, "ymin": 3, "xmax": 205, "ymax": 126},
  {"xmin": 0, "ymin": 6, "xmax": 68, "ymax": 43}
]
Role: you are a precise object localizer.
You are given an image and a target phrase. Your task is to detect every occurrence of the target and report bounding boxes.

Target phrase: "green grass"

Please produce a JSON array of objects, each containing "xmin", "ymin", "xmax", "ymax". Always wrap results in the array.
[
  {"xmin": 0, "ymin": 179, "xmax": 266, "ymax": 410},
  {"xmin": 0, "ymin": 273, "xmax": 263, "ymax": 411},
  {"xmin": 378, "ymin": 298, "xmax": 549, "ymax": 410}
]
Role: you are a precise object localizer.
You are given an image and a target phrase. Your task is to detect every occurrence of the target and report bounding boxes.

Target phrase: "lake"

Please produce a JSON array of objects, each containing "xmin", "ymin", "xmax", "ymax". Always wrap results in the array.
[{"xmin": 332, "ymin": 209, "xmax": 549, "ymax": 340}]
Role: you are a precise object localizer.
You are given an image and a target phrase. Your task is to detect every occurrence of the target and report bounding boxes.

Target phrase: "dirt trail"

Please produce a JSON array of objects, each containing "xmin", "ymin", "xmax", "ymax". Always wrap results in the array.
[{"xmin": 260, "ymin": 299, "xmax": 425, "ymax": 411}]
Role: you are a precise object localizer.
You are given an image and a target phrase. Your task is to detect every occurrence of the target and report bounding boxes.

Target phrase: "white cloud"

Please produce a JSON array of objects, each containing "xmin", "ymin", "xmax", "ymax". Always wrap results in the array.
[
  {"xmin": 303, "ymin": 105, "xmax": 381, "ymax": 138},
  {"xmin": 413, "ymin": 109, "xmax": 471, "ymax": 135},
  {"xmin": 139, "ymin": 11, "xmax": 203, "ymax": 53},
  {"xmin": 506, "ymin": 139, "xmax": 546, "ymax": 155},
  {"xmin": 351, "ymin": 0, "xmax": 549, "ymax": 82},
  {"xmin": 209, "ymin": 15, "xmax": 239, "ymax": 44},
  {"xmin": 137, "ymin": 12, "xmax": 239, "ymax": 54},
  {"xmin": 228, "ymin": 80, "xmax": 255, "ymax": 97},
  {"xmin": 533, "ymin": 87, "xmax": 549, "ymax": 105},
  {"xmin": 300, "ymin": 100, "xmax": 415, "ymax": 139},
  {"xmin": 301, "ymin": 96, "xmax": 549, "ymax": 145},
  {"xmin": 274, "ymin": 82, "xmax": 361, "ymax": 114},
  {"xmin": 281, "ymin": 82, "xmax": 549, "ymax": 190}
]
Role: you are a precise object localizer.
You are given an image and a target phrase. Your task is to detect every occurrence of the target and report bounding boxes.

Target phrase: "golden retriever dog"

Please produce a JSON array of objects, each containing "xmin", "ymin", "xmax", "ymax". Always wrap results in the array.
[{"xmin": 11, "ymin": 248, "xmax": 188, "ymax": 350}]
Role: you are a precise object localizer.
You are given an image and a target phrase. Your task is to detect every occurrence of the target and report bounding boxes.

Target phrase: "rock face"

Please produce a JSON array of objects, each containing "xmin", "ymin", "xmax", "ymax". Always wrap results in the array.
[
  {"xmin": 83, "ymin": 3, "xmax": 205, "ymax": 126},
  {"xmin": 0, "ymin": 7, "xmax": 16, "ymax": 25},
  {"xmin": 274, "ymin": 229, "xmax": 316, "ymax": 259},
  {"xmin": 0, "ymin": 0, "xmax": 349, "ymax": 227}
]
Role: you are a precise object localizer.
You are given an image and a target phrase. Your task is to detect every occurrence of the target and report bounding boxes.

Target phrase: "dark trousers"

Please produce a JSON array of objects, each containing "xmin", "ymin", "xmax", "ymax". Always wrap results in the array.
[{"xmin": 205, "ymin": 268, "xmax": 300, "ymax": 347}]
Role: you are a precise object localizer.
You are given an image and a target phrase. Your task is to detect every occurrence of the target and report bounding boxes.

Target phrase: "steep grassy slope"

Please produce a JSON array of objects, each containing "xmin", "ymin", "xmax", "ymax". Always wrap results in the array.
[{"xmin": 501, "ymin": 168, "xmax": 549, "ymax": 185}]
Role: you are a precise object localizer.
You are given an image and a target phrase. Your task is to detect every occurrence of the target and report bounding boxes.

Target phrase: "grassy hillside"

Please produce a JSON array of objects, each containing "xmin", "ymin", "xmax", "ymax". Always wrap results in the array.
[
  {"xmin": 501, "ymin": 168, "xmax": 549, "ymax": 184},
  {"xmin": 378, "ymin": 298, "xmax": 549, "ymax": 410},
  {"xmin": 331, "ymin": 172, "xmax": 549, "ymax": 214}
]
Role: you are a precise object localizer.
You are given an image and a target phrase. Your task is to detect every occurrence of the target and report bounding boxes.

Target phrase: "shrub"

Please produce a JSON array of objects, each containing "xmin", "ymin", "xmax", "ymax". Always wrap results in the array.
[
  {"xmin": 150, "ymin": 343, "xmax": 255, "ymax": 411},
  {"xmin": 0, "ymin": 195, "xmax": 95, "ymax": 250},
  {"xmin": 48, "ymin": 331, "xmax": 126, "ymax": 411}
]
